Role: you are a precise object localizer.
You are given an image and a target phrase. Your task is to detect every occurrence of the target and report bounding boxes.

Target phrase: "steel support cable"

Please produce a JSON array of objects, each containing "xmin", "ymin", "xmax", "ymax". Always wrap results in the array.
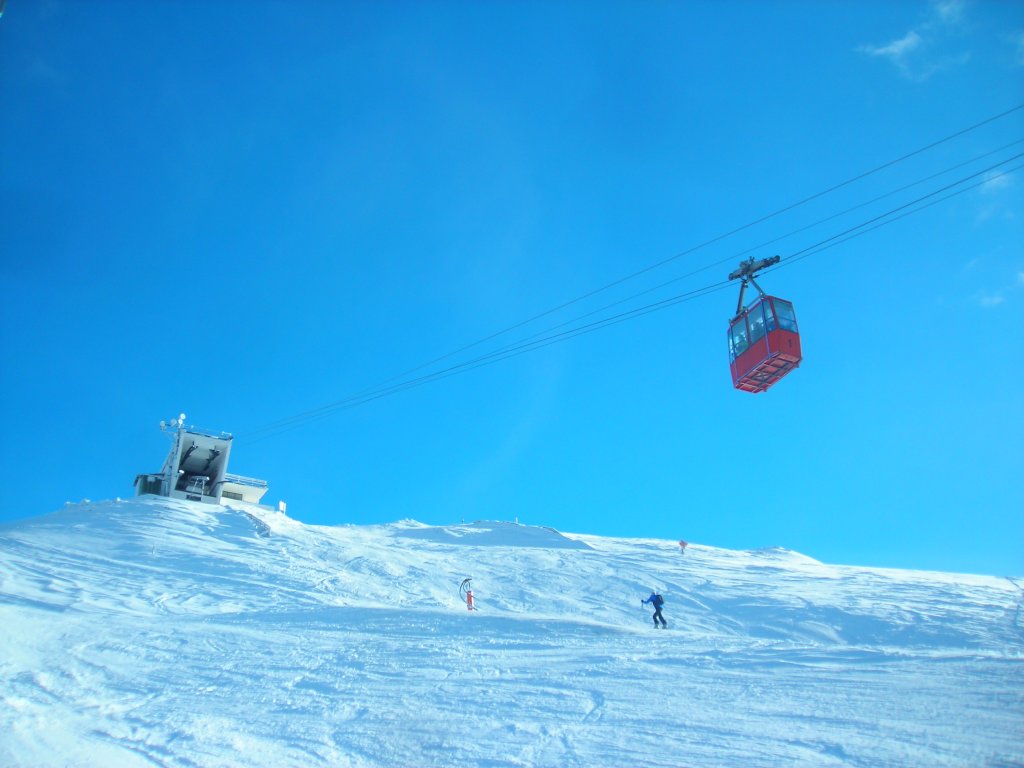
[
  {"xmin": 452, "ymin": 101, "xmax": 1024, "ymax": 337},
  {"xmin": 241, "ymin": 154, "xmax": 1024, "ymax": 443},
  {"xmin": 243, "ymin": 141, "xmax": 1024, "ymax": 443},
  {"xmin": 772, "ymin": 152, "xmax": 1024, "ymax": 268},
  {"xmin": 522, "ymin": 162, "xmax": 1024, "ymax": 362},
  {"xmin": 484, "ymin": 138, "xmax": 1024, "ymax": 354},
  {"xmin": 351, "ymin": 283, "xmax": 733, "ymax": 404},
  {"xmin": 701, "ymin": 138, "xmax": 1024, "ymax": 273},
  {"xmin": 242, "ymin": 279, "xmax": 733, "ymax": 443},
  {"xmin": 245, "ymin": 179, "xmax": 1014, "ymax": 444},
  {"xmin": 239, "ymin": 105, "xmax": 1024, "ymax": 441},
  {"xmin": 241, "ymin": 162, "xmax": 1024, "ymax": 444},
  {"xmin": 245, "ymin": 158, "xmax": 1024, "ymax": 443},
  {"xmin": 769, "ymin": 162, "xmax": 1024, "ymax": 272},
  {"xmin": 357, "ymin": 159, "xmax": 1009, "ymax": 388}
]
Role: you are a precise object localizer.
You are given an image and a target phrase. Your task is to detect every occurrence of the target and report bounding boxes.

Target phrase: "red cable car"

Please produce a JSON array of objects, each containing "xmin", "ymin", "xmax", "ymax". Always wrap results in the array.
[{"xmin": 727, "ymin": 256, "xmax": 802, "ymax": 393}]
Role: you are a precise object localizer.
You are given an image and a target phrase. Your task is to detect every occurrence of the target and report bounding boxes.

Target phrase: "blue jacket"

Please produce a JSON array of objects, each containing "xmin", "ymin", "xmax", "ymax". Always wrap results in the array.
[{"xmin": 643, "ymin": 593, "xmax": 663, "ymax": 607}]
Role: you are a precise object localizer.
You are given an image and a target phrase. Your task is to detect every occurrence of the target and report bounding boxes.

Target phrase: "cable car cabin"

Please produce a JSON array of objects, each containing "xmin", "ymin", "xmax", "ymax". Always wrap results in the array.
[{"xmin": 728, "ymin": 296, "xmax": 802, "ymax": 393}]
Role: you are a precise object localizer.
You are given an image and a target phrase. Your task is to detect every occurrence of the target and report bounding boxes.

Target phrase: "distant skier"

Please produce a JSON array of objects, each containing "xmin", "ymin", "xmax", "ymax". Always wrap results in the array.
[{"xmin": 642, "ymin": 591, "xmax": 667, "ymax": 628}]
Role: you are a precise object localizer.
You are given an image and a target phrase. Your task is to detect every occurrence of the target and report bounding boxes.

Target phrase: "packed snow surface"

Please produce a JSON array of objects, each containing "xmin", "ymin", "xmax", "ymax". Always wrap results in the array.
[{"xmin": 1, "ymin": 498, "xmax": 1022, "ymax": 767}]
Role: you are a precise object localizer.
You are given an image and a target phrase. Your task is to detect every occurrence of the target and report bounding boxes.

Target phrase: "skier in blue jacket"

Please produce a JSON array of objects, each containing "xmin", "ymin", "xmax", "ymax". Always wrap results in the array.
[{"xmin": 642, "ymin": 591, "xmax": 667, "ymax": 628}]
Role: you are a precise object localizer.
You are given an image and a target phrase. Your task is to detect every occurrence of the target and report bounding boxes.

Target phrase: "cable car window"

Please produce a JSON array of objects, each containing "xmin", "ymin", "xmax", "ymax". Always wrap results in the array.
[
  {"xmin": 764, "ymin": 301, "xmax": 777, "ymax": 332},
  {"xmin": 774, "ymin": 300, "xmax": 797, "ymax": 332},
  {"xmin": 748, "ymin": 302, "xmax": 766, "ymax": 344},
  {"xmin": 731, "ymin": 318, "xmax": 749, "ymax": 358}
]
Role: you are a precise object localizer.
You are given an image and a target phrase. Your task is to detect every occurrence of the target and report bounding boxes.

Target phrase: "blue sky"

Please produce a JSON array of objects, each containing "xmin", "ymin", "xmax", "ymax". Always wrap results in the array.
[{"xmin": 2, "ymin": 1, "xmax": 1022, "ymax": 576}]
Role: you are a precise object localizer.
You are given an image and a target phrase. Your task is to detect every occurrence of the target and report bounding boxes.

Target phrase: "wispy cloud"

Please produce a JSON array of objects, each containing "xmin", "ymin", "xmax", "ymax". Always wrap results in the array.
[
  {"xmin": 980, "ymin": 171, "xmax": 1013, "ymax": 194},
  {"xmin": 977, "ymin": 293, "xmax": 1005, "ymax": 308},
  {"xmin": 1013, "ymin": 31, "xmax": 1024, "ymax": 66},
  {"xmin": 974, "ymin": 168, "xmax": 1019, "ymax": 224},
  {"xmin": 860, "ymin": 31, "xmax": 923, "ymax": 71},
  {"xmin": 972, "ymin": 269, "xmax": 1024, "ymax": 308},
  {"xmin": 932, "ymin": 0, "xmax": 966, "ymax": 25},
  {"xmin": 858, "ymin": 0, "xmax": 971, "ymax": 81}
]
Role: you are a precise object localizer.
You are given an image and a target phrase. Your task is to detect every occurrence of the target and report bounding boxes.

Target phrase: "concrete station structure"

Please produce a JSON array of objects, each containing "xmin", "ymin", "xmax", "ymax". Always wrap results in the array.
[{"xmin": 134, "ymin": 414, "xmax": 270, "ymax": 506}]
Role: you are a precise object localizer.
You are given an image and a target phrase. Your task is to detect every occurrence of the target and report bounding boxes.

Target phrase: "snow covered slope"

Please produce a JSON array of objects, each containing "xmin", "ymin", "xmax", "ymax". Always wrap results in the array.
[{"xmin": 1, "ymin": 498, "xmax": 1021, "ymax": 767}]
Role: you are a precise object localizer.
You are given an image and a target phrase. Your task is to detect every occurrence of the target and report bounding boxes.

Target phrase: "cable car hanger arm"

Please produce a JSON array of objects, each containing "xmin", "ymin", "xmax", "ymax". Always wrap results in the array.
[{"xmin": 729, "ymin": 255, "xmax": 780, "ymax": 318}]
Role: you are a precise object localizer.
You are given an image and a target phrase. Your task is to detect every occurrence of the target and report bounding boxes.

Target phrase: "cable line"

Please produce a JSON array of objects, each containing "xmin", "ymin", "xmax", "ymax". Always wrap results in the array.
[
  {"xmin": 462, "ymin": 101, "xmax": 1024, "ymax": 343},
  {"xmin": 243, "ymin": 159, "xmax": 1024, "ymax": 443},
  {"xmin": 775, "ymin": 152, "xmax": 1023, "ymax": 267},
  {"xmin": 242, "ymin": 279, "xmax": 733, "ymax": 443},
  {"xmin": 241, "ymin": 103, "xmax": 1023, "ymax": 440},
  {"xmin": 240, "ymin": 106, "xmax": 1024, "ymax": 442},
  {"xmin": 772, "ymin": 162, "xmax": 1024, "ymax": 271},
  {"xmin": 488, "ymin": 138, "xmax": 1024, "ymax": 355},
  {"xmin": 242, "ymin": 150, "xmax": 1024, "ymax": 442}
]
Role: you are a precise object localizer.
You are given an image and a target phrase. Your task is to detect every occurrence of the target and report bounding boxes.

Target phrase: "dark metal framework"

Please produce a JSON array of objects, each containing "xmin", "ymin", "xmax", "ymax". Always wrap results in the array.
[{"xmin": 729, "ymin": 255, "xmax": 780, "ymax": 318}]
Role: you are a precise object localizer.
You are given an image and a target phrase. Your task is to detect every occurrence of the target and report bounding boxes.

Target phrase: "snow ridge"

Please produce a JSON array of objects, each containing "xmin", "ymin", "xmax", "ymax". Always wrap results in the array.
[{"xmin": 1, "ymin": 498, "xmax": 1021, "ymax": 767}]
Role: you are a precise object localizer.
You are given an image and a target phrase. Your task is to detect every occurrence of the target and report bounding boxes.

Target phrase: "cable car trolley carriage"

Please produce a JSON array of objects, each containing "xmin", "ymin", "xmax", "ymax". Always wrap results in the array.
[{"xmin": 727, "ymin": 256, "xmax": 802, "ymax": 393}]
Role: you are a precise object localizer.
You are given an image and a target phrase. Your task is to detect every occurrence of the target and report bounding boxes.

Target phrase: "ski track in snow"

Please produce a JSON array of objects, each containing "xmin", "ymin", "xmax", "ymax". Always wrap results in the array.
[{"xmin": 1, "ymin": 498, "xmax": 1022, "ymax": 767}]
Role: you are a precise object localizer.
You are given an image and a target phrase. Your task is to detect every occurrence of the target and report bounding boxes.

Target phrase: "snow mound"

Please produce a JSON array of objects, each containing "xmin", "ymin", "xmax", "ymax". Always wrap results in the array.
[
  {"xmin": 390, "ymin": 519, "xmax": 593, "ymax": 549},
  {"xmin": 1, "ymin": 498, "xmax": 1022, "ymax": 768},
  {"xmin": 747, "ymin": 546, "xmax": 824, "ymax": 565}
]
